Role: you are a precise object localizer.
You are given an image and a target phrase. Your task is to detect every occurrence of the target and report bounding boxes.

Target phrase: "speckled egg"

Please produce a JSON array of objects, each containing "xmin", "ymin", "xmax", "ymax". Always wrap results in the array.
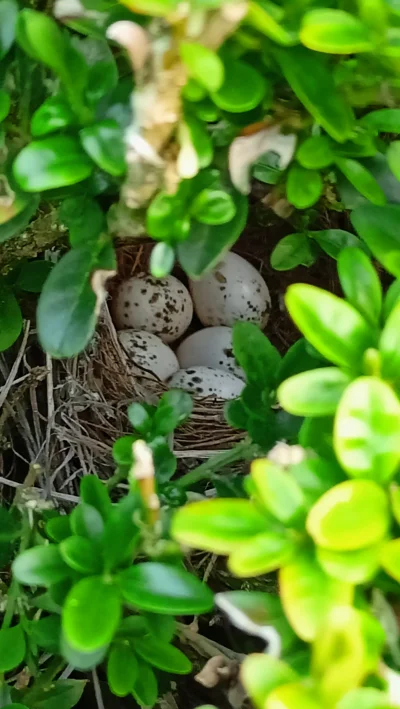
[
  {"xmin": 168, "ymin": 366, "xmax": 244, "ymax": 399},
  {"xmin": 118, "ymin": 330, "xmax": 179, "ymax": 381},
  {"xmin": 189, "ymin": 252, "xmax": 271, "ymax": 328},
  {"xmin": 112, "ymin": 274, "xmax": 193, "ymax": 343},
  {"xmin": 176, "ymin": 327, "xmax": 245, "ymax": 380}
]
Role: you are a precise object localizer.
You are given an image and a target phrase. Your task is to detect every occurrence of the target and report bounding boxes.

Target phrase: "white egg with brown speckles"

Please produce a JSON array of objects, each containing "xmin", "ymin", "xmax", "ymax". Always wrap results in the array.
[
  {"xmin": 189, "ymin": 252, "xmax": 270, "ymax": 328},
  {"xmin": 168, "ymin": 366, "xmax": 244, "ymax": 399},
  {"xmin": 112, "ymin": 274, "xmax": 193, "ymax": 343},
  {"xmin": 176, "ymin": 327, "xmax": 244, "ymax": 380},
  {"xmin": 118, "ymin": 330, "xmax": 179, "ymax": 381}
]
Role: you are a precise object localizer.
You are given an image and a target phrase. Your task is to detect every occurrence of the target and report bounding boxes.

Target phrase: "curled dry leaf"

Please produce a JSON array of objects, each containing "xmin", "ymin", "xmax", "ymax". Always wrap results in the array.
[
  {"xmin": 229, "ymin": 126, "xmax": 296, "ymax": 194},
  {"xmin": 267, "ymin": 443, "xmax": 307, "ymax": 467},
  {"xmin": 106, "ymin": 21, "xmax": 150, "ymax": 74},
  {"xmin": 195, "ymin": 655, "xmax": 239, "ymax": 688},
  {"xmin": 216, "ymin": 593, "xmax": 281, "ymax": 657},
  {"xmin": 90, "ymin": 269, "xmax": 116, "ymax": 317}
]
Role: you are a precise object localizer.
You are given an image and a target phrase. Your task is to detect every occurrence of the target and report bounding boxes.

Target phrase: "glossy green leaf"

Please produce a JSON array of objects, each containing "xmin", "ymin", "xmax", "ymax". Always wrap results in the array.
[
  {"xmin": 287, "ymin": 164, "xmax": 323, "ymax": 209},
  {"xmin": 102, "ymin": 495, "xmax": 139, "ymax": 570},
  {"xmin": 380, "ymin": 302, "xmax": 400, "ymax": 380},
  {"xmin": 37, "ymin": 241, "xmax": 115, "ymax": 358},
  {"xmin": 180, "ymin": 42, "xmax": 224, "ymax": 92},
  {"xmin": 0, "ymin": 195, "xmax": 40, "ymax": 245},
  {"xmin": 387, "ymin": 141, "xmax": 400, "ymax": 181},
  {"xmin": 70, "ymin": 503, "xmax": 105, "ymax": 541},
  {"xmin": 308, "ymin": 229, "xmax": 363, "ymax": 259},
  {"xmin": 240, "ymin": 654, "xmax": 297, "ymax": 709},
  {"xmin": 307, "ymin": 479, "xmax": 389, "ymax": 550},
  {"xmin": 107, "ymin": 644, "xmax": 138, "ymax": 697},
  {"xmin": 131, "ymin": 659, "xmax": 158, "ymax": 708},
  {"xmin": 351, "ymin": 204, "xmax": 400, "ymax": 278},
  {"xmin": 266, "ymin": 683, "xmax": 321, "ymax": 709},
  {"xmin": 0, "ymin": 507, "xmax": 20, "ymax": 542},
  {"xmin": 80, "ymin": 475, "xmax": 112, "ymax": 521},
  {"xmin": 60, "ymin": 196, "xmax": 106, "ymax": 248},
  {"xmin": 228, "ymin": 532, "xmax": 296, "ymax": 577},
  {"xmin": 63, "ymin": 577, "xmax": 121, "ymax": 651},
  {"xmin": 134, "ymin": 637, "xmax": 192, "ymax": 673},
  {"xmin": 150, "ymin": 242, "xmax": 175, "ymax": 278},
  {"xmin": 118, "ymin": 0, "xmax": 177, "ymax": 15},
  {"xmin": 278, "ymin": 367, "xmax": 352, "ymax": 417},
  {"xmin": 12, "ymin": 545, "xmax": 70, "ymax": 586},
  {"xmin": 119, "ymin": 562, "xmax": 213, "ymax": 615},
  {"xmin": 270, "ymin": 233, "xmax": 315, "ymax": 270},
  {"xmin": 246, "ymin": 0, "xmax": 297, "ymax": 45},
  {"xmin": 61, "ymin": 634, "xmax": 108, "ymax": 670},
  {"xmin": 172, "ymin": 499, "xmax": 268, "ymax": 553},
  {"xmin": 0, "ymin": 91, "xmax": 10, "ymax": 122},
  {"xmin": 80, "ymin": 120, "xmax": 125, "ymax": 176},
  {"xmin": 296, "ymin": 135, "xmax": 334, "ymax": 169},
  {"xmin": 276, "ymin": 47, "xmax": 354, "ymax": 142},
  {"xmin": 338, "ymin": 247, "xmax": 382, "ymax": 325},
  {"xmin": 0, "ymin": 284, "xmax": 22, "ymax": 352},
  {"xmin": 23, "ymin": 680, "xmax": 86, "ymax": 709},
  {"xmin": 16, "ymin": 260, "xmax": 53, "ymax": 293},
  {"xmin": 211, "ymin": 57, "xmax": 266, "ymax": 113},
  {"xmin": 45, "ymin": 516, "xmax": 71, "ymax": 543},
  {"xmin": 251, "ymin": 459, "xmax": 305, "ymax": 524},
  {"xmin": 317, "ymin": 544, "xmax": 381, "ymax": 583},
  {"xmin": 335, "ymin": 158, "xmax": 386, "ymax": 206},
  {"xmin": 233, "ymin": 321, "xmax": 280, "ymax": 388},
  {"xmin": 31, "ymin": 96, "xmax": 76, "ymax": 137},
  {"xmin": 337, "ymin": 687, "xmax": 393, "ymax": 709},
  {"xmin": 13, "ymin": 136, "xmax": 93, "ymax": 192},
  {"xmin": 0, "ymin": 0, "xmax": 18, "ymax": 59},
  {"xmin": 301, "ymin": 9, "xmax": 373, "ymax": 53},
  {"xmin": 191, "ymin": 189, "xmax": 236, "ymax": 225},
  {"xmin": 334, "ymin": 377, "xmax": 400, "ymax": 482},
  {"xmin": 60, "ymin": 536, "xmax": 102, "ymax": 575},
  {"xmin": 30, "ymin": 615, "xmax": 61, "ymax": 653},
  {"xmin": 146, "ymin": 191, "xmax": 182, "ymax": 240},
  {"xmin": 360, "ymin": 108, "xmax": 400, "ymax": 132},
  {"xmin": 179, "ymin": 114, "xmax": 213, "ymax": 175},
  {"xmin": 391, "ymin": 485, "xmax": 400, "ymax": 524},
  {"xmin": 0, "ymin": 625, "xmax": 26, "ymax": 672},
  {"xmin": 280, "ymin": 550, "xmax": 353, "ymax": 641},
  {"xmin": 153, "ymin": 389, "xmax": 193, "ymax": 435},
  {"xmin": 381, "ymin": 538, "xmax": 400, "ymax": 583},
  {"xmin": 285, "ymin": 284, "xmax": 375, "ymax": 368}
]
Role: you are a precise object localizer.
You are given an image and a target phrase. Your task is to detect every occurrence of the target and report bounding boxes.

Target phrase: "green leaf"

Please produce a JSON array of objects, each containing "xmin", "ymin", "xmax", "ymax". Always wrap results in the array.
[
  {"xmin": 61, "ymin": 634, "xmax": 108, "ymax": 670},
  {"xmin": 80, "ymin": 476, "xmax": 112, "ymax": 522},
  {"xmin": 107, "ymin": 644, "xmax": 138, "ymax": 697},
  {"xmin": 60, "ymin": 197, "xmax": 106, "ymax": 248},
  {"xmin": 37, "ymin": 241, "xmax": 115, "ymax": 358},
  {"xmin": 179, "ymin": 114, "xmax": 213, "ymax": 175},
  {"xmin": 308, "ymin": 229, "xmax": 363, "ymax": 259},
  {"xmin": 134, "ymin": 637, "xmax": 192, "ymax": 674},
  {"xmin": 296, "ymin": 136, "xmax": 334, "ymax": 169},
  {"xmin": 278, "ymin": 368, "xmax": 352, "ymax": 417},
  {"xmin": 119, "ymin": 562, "xmax": 214, "ymax": 614},
  {"xmin": 241, "ymin": 654, "xmax": 297, "ymax": 709},
  {"xmin": 172, "ymin": 499, "xmax": 268, "ymax": 554},
  {"xmin": 0, "ymin": 0, "xmax": 18, "ymax": 59},
  {"xmin": 0, "ymin": 507, "xmax": 21, "ymax": 542},
  {"xmin": 211, "ymin": 57, "xmax": 266, "ymax": 113},
  {"xmin": 177, "ymin": 192, "xmax": 248, "ymax": 278},
  {"xmin": 250, "ymin": 459, "xmax": 305, "ymax": 524},
  {"xmin": 287, "ymin": 164, "xmax": 323, "ymax": 209},
  {"xmin": 16, "ymin": 261, "xmax": 53, "ymax": 293},
  {"xmin": 307, "ymin": 479, "xmax": 389, "ymax": 550},
  {"xmin": 0, "ymin": 284, "xmax": 23, "ymax": 352},
  {"xmin": 380, "ymin": 301, "xmax": 400, "ymax": 381},
  {"xmin": 131, "ymin": 659, "xmax": 158, "ymax": 708},
  {"xmin": 285, "ymin": 284, "xmax": 375, "ymax": 369},
  {"xmin": 380, "ymin": 538, "xmax": 400, "ymax": 583},
  {"xmin": 191, "ymin": 189, "xmax": 236, "ymax": 225},
  {"xmin": 280, "ymin": 550, "xmax": 353, "ymax": 641},
  {"xmin": 233, "ymin": 322, "xmax": 280, "ymax": 388},
  {"xmin": 246, "ymin": 0, "xmax": 297, "ymax": 46},
  {"xmin": 70, "ymin": 503, "xmax": 105, "ymax": 540},
  {"xmin": 228, "ymin": 532, "xmax": 296, "ymax": 577},
  {"xmin": 0, "ymin": 195, "xmax": 40, "ymax": 245},
  {"xmin": 127, "ymin": 401, "xmax": 152, "ymax": 433},
  {"xmin": 334, "ymin": 377, "xmax": 400, "ymax": 482},
  {"xmin": 63, "ymin": 577, "xmax": 121, "ymax": 652},
  {"xmin": 317, "ymin": 544, "xmax": 381, "ymax": 584},
  {"xmin": 335, "ymin": 158, "xmax": 386, "ymax": 206},
  {"xmin": 102, "ymin": 496, "xmax": 139, "ymax": 571},
  {"xmin": 13, "ymin": 136, "xmax": 93, "ymax": 192},
  {"xmin": 153, "ymin": 389, "xmax": 193, "ymax": 435},
  {"xmin": 276, "ymin": 46, "xmax": 354, "ymax": 142},
  {"xmin": 383, "ymin": 279, "xmax": 400, "ymax": 321},
  {"xmin": 180, "ymin": 43, "xmax": 224, "ymax": 92},
  {"xmin": 360, "ymin": 108, "xmax": 400, "ymax": 132},
  {"xmin": 143, "ymin": 614, "xmax": 176, "ymax": 643},
  {"xmin": 352, "ymin": 204, "xmax": 400, "ymax": 278},
  {"xmin": 31, "ymin": 96, "xmax": 76, "ymax": 137},
  {"xmin": 150, "ymin": 437, "xmax": 177, "ymax": 483},
  {"xmin": 30, "ymin": 615, "xmax": 61, "ymax": 653},
  {"xmin": 150, "ymin": 242, "xmax": 175, "ymax": 278},
  {"xmin": 25, "ymin": 680, "xmax": 86, "ymax": 709},
  {"xmin": 266, "ymin": 683, "xmax": 320, "ymax": 709},
  {"xmin": 338, "ymin": 248, "xmax": 382, "ymax": 325},
  {"xmin": 387, "ymin": 141, "xmax": 400, "ymax": 181},
  {"xmin": 300, "ymin": 10, "xmax": 373, "ymax": 53},
  {"xmin": 146, "ymin": 192, "xmax": 183, "ymax": 240},
  {"xmin": 60, "ymin": 536, "xmax": 102, "ymax": 575},
  {"xmin": 270, "ymin": 233, "xmax": 315, "ymax": 271},
  {"xmin": 80, "ymin": 120, "xmax": 125, "ymax": 176},
  {"xmin": 0, "ymin": 91, "xmax": 10, "ymax": 122},
  {"xmin": 12, "ymin": 546, "xmax": 70, "ymax": 586},
  {"xmin": 337, "ymin": 687, "xmax": 393, "ymax": 709},
  {"xmin": 0, "ymin": 625, "xmax": 26, "ymax": 672},
  {"xmin": 45, "ymin": 515, "xmax": 71, "ymax": 543}
]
